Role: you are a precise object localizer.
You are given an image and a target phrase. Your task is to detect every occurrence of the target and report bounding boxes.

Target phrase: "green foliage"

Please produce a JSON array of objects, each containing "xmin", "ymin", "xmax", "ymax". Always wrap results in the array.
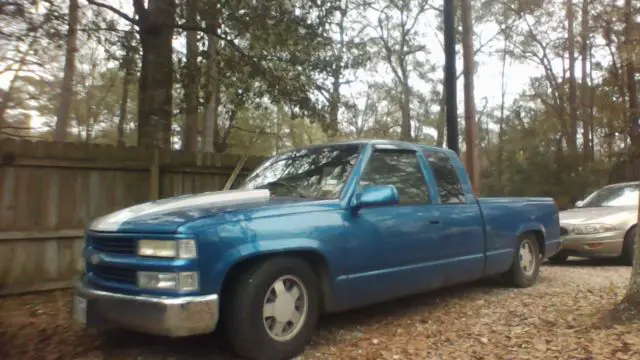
[{"xmin": 2, "ymin": 0, "xmax": 640, "ymax": 204}]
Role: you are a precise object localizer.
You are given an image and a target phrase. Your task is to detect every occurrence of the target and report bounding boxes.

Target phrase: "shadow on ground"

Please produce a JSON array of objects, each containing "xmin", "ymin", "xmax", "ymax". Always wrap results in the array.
[
  {"xmin": 543, "ymin": 257, "xmax": 626, "ymax": 267},
  {"xmin": 89, "ymin": 278, "xmax": 511, "ymax": 359}
]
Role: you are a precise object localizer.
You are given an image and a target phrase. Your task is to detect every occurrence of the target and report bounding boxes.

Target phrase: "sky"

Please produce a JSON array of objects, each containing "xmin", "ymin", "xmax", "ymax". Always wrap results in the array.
[{"xmin": 0, "ymin": 0, "xmax": 562, "ymax": 134}]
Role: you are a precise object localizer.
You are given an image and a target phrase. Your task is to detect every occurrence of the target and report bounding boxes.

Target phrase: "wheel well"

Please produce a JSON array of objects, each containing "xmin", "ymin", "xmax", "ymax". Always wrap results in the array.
[
  {"xmin": 624, "ymin": 224, "xmax": 636, "ymax": 242},
  {"xmin": 219, "ymin": 251, "xmax": 334, "ymax": 313},
  {"xmin": 521, "ymin": 230, "xmax": 545, "ymax": 257}
]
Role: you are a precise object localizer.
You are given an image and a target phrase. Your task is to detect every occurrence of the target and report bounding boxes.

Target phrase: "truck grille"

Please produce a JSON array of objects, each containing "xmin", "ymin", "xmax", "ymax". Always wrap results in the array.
[
  {"xmin": 90, "ymin": 236, "xmax": 137, "ymax": 255},
  {"xmin": 560, "ymin": 227, "xmax": 569, "ymax": 236},
  {"xmin": 92, "ymin": 265, "xmax": 136, "ymax": 285}
]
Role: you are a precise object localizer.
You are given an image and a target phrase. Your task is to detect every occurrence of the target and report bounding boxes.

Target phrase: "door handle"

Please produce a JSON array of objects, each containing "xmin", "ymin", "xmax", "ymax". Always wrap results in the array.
[{"xmin": 429, "ymin": 219, "xmax": 441, "ymax": 225}]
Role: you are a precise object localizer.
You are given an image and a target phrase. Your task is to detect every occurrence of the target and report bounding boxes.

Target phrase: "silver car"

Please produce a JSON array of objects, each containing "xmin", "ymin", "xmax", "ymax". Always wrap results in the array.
[{"xmin": 549, "ymin": 181, "xmax": 638, "ymax": 265}]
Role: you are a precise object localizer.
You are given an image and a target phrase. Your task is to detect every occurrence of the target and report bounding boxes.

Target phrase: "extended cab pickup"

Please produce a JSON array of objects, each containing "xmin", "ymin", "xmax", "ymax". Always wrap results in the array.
[{"xmin": 72, "ymin": 140, "xmax": 562, "ymax": 360}]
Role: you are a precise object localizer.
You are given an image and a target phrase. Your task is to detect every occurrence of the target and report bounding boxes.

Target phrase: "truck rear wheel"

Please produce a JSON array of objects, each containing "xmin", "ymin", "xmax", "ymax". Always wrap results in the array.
[
  {"xmin": 503, "ymin": 233, "xmax": 541, "ymax": 288},
  {"xmin": 223, "ymin": 256, "xmax": 320, "ymax": 360}
]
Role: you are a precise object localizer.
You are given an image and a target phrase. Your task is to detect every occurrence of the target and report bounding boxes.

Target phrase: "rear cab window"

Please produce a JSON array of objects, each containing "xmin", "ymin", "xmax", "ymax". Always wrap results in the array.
[{"xmin": 423, "ymin": 150, "xmax": 466, "ymax": 204}]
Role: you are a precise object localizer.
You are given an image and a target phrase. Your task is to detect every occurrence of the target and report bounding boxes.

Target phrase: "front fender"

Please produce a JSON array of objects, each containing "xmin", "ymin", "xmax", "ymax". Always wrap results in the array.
[{"xmin": 208, "ymin": 239, "xmax": 330, "ymax": 294}]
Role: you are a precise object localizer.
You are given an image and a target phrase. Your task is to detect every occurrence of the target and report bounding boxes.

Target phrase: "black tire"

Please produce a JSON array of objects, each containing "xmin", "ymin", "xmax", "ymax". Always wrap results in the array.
[
  {"xmin": 547, "ymin": 252, "xmax": 569, "ymax": 264},
  {"xmin": 620, "ymin": 226, "xmax": 636, "ymax": 266},
  {"xmin": 503, "ymin": 233, "xmax": 541, "ymax": 288},
  {"xmin": 223, "ymin": 256, "xmax": 320, "ymax": 360}
]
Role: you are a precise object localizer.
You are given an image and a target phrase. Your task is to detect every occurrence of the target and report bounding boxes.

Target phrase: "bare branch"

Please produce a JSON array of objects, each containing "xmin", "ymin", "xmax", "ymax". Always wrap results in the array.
[{"xmin": 87, "ymin": 0, "xmax": 138, "ymax": 25}]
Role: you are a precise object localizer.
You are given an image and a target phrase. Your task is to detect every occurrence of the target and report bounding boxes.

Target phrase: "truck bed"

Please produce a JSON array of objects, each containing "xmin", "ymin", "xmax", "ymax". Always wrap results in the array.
[{"xmin": 478, "ymin": 197, "xmax": 562, "ymax": 275}]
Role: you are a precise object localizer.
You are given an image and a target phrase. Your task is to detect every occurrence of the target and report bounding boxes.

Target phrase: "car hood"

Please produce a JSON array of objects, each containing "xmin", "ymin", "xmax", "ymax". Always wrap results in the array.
[
  {"xmin": 559, "ymin": 205, "xmax": 637, "ymax": 225},
  {"xmin": 89, "ymin": 189, "xmax": 276, "ymax": 233}
]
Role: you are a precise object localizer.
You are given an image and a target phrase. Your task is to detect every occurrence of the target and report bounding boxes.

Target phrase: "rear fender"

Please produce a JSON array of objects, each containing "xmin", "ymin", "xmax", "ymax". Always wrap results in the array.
[{"xmin": 516, "ymin": 223, "xmax": 546, "ymax": 240}]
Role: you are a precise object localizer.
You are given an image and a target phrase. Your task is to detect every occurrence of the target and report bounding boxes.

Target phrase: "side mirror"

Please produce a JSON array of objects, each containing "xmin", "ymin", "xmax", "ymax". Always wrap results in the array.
[
  {"xmin": 575, "ymin": 200, "xmax": 584, "ymax": 208},
  {"xmin": 352, "ymin": 185, "xmax": 399, "ymax": 210}
]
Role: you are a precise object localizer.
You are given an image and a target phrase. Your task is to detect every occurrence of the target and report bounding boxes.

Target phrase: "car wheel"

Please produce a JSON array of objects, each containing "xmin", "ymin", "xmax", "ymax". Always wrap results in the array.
[
  {"xmin": 224, "ymin": 256, "xmax": 320, "ymax": 360},
  {"xmin": 547, "ymin": 252, "xmax": 568, "ymax": 264},
  {"xmin": 620, "ymin": 226, "xmax": 636, "ymax": 266},
  {"xmin": 503, "ymin": 233, "xmax": 541, "ymax": 288}
]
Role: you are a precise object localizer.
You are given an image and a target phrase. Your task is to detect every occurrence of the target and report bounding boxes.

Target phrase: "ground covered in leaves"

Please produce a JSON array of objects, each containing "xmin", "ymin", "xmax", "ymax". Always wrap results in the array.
[{"xmin": 1, "ymin": 259, "xmax": 639, "ymax": 360}]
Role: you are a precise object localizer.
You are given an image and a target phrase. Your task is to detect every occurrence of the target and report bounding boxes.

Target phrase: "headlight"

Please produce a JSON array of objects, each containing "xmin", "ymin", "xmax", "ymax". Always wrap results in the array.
[
  {"xmin": 137, "ymin": 271, "xmax": 199, "ymax": 291},
  {"xmin": 137, "ymin": 239, "xmax": 197, "ymax": 259},
  {"xmin": 573, "ymin": 223, "xmax": 616, "ymax": 235}
]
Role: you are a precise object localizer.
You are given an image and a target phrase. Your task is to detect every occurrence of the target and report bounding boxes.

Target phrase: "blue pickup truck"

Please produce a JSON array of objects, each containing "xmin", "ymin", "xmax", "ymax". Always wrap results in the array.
[{"xmin": 72, "ymin": 140, "xmax": 561, "ymax": 360}]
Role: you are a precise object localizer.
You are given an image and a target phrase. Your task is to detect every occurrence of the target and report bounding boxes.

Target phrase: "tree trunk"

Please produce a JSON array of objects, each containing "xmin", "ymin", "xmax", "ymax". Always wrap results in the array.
[
  {"xmin": 624, "ymin": 0, "xmax": 639, "ymax": 154},
  {"xmin": 623, "ymin": 0, "xmax": 640, "ymax": 303},
  {"xmin": 325, "ymin": 8, "xmax": 347, "ymax": 139},
  {"xmin": 579, "ymin": 0, "xmax": 591, "ymax": 163},
  {"xmin": 202, "ymin": 31, "xmax": 220, "ymax": 153},
  {"xmin": 54, "ymin": 0, "xmax": 79, "ymax": 142},
  {"xmin": 497, "ymin": 26, "xmax": 509, "ymax": 185},
  {"xmin": 201, "ymin": 1, "xmax": 220, "ymax": 153},
  {"xmin": 0, "ymin": 38, "xmax": 36, "ymax": 129},
  {"xmin": 136, "ymin": 0, "xmax": 176, "ymax": 149},
  {"xmin": 566, "ymin": 0, "xmax": 578, "ymax": 155},
  {"xmin": 460, "ymin": 0, "xmax": 480, "ymax": 194},
  {"xmin": 117, "ymin": 30, "xmax": 135, "ymax": 147},
  {"xmin": 327, "ymin": 80, "xmax": 341, "ymax": 138},
  {"xmin": 400, "ymin": 77, "xmax": 412, "ymax": 141},
  {"xmin": 182, "ymin": 0, "xmax": 199, "ymax": 151}
]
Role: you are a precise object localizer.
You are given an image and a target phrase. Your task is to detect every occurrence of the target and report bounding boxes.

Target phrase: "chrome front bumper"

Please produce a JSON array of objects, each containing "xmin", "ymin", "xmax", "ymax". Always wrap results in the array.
[{"xmin": 72, "ymin": 277, "xmax": 219, "ymax": 337}]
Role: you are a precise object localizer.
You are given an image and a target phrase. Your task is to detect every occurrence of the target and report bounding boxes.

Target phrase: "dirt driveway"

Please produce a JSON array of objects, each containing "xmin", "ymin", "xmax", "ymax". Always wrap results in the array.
[{"xmin": 1, "ymin": 260, "xmax": 639, "ymax": 360}]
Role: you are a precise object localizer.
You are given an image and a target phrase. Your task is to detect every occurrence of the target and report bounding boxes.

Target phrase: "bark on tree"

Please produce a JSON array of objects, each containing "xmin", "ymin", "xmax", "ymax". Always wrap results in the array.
[
  {"xmin": 182, "ymin": 0, "xmax": 199, "ymax": 151},
  {"xmin": 202, "ymin": 31, "xmax": 220, "ymax": 153},
  {"xmin": 117, "ymin": 28, "xmax": 136, "ymax": 147},
  {"xmin": 565, "ymin": 0, "xmax": 578, "ymax": 155},
  {"xmin": 201, "ymin": 1, "xmax": 220, "ymax": 153},
  {"xmin": 54, "ymin": 0, "xmax": 79, "ymax": 142},
  {"xmin": 623, "ymin": 0, "xmax": 640, "ymax": 303},
  {"xmin": 497, "ymin": 23, "xmax": 509, "ymax": 185},
  {"xmin": 579, "ymin": 0, "xmax": 591, "ymax": 162},
  {"xmin": 324, "ymin": 5, "xmax": 348, "ymax": 139},
  {"xmin": 460, "ymin": 0, "xmax": 480, "ymax": 194},
  {"xmin": 627, "ymin": 191, "xmax": 640, "ymax": 302},
  {"xmin": 135, "ymin": 0, "xmax": 175, "ymax": 149}
]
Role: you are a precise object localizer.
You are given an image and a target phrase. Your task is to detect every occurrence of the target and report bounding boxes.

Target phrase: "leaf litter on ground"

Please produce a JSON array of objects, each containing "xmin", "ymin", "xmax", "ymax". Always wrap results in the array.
[{"xmin": 1, "ymin": 259, "xmax": 640, "ymax": 360}]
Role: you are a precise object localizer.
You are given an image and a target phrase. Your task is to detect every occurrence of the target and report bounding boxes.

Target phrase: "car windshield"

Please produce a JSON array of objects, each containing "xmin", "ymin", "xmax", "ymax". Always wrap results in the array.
[
  {"xmin": 239, "ymin": 144, "xmax": 363, "ymax": 199},
  {"xmin": 578, "ymin": 183, "xmax": 640, "ymax": 208}
]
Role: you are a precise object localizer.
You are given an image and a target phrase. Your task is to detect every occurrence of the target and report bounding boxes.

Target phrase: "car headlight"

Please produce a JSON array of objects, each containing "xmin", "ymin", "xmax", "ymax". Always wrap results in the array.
[
  {"xmin": 137, "ymin": 239, "xmax": 197, "ymax": 259},
  {"xmin": 573, "ymin": 223, "xmax": 616, "ymax": 235},
  {"xmin": 137, "ymin": 271, "xmax": 199, "ymax": 291}
]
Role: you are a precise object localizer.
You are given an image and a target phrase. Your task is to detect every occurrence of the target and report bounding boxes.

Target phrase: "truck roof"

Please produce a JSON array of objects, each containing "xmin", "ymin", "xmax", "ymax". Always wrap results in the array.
[{"xmin": 292, "ymin": 139, "xmax": 455, "ymax": 156}]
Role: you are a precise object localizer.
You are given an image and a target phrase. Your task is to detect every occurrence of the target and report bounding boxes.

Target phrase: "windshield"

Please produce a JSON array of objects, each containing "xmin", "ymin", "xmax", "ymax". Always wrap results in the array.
[
  {"xmin": 239, "ymin": 144, "xmax": 363, "ymax": 199},
  {"xmin": 578, "ymin": 183, "xmax": 640, "ymax": 208}
]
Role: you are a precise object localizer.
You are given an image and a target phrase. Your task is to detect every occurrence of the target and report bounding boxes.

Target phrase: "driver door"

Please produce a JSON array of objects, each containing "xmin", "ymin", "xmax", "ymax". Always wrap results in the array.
[{"xmin": 343, "ymin": 147, "xmax": 447, "ymax": 307}]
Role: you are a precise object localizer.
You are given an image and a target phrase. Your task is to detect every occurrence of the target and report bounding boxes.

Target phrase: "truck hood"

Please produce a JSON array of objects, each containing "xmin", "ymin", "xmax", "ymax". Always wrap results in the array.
[
  {"xmin": 559, "ymin": 205, "xmax": 637, "ymax": 225},
  {"xmin": 89, "ymin": 189, "xmax": 273, "ymax": 233}
]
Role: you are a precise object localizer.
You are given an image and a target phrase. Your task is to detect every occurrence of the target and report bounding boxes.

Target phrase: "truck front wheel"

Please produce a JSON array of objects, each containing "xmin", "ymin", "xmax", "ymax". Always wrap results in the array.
[
  {"xmin": 503, "ymin": 233, "xmax": 541, "ymax": 288},
  {"xmin": 223, "ymin": 256, "xmax": 320, "ymax": 360}
]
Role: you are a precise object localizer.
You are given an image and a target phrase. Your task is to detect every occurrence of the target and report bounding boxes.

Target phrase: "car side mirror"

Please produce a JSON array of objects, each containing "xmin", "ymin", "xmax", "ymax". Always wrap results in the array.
[
  {"xmin": 575, "ymin": 200, "xmax": 584, "ymax": 208},
  {"xmin": 352, "ymin": 185, "xmax": 399, "ymax": 210}
]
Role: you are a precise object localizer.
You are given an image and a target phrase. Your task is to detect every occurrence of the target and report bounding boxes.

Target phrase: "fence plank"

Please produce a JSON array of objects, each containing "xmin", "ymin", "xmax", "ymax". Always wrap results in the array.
[{"xmin": 0, "ymin": 139, "xmax": 265, "ymax": 295}]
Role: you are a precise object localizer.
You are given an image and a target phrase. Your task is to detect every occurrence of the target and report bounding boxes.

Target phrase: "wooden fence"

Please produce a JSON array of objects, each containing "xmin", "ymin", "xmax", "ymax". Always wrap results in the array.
[{"xmin": 0, "ymin": 139, "xmax": 266, "ymax": 295}]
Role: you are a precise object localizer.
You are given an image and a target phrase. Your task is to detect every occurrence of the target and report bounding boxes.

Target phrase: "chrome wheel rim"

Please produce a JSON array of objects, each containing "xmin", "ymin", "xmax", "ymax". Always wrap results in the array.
[
  {"xmin": 519, "ymin": 240, "xmax": 536, "ymax": 276},
  {"xmin": 262, "ymin": 275, "xmax": 308, "ymax": 342}
]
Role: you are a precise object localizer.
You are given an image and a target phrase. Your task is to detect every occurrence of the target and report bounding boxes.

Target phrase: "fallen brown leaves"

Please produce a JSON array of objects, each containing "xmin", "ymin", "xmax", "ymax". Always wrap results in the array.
[{"xmin": 1, "ymin": 259, "xmax": 639, "ymax": 360}]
